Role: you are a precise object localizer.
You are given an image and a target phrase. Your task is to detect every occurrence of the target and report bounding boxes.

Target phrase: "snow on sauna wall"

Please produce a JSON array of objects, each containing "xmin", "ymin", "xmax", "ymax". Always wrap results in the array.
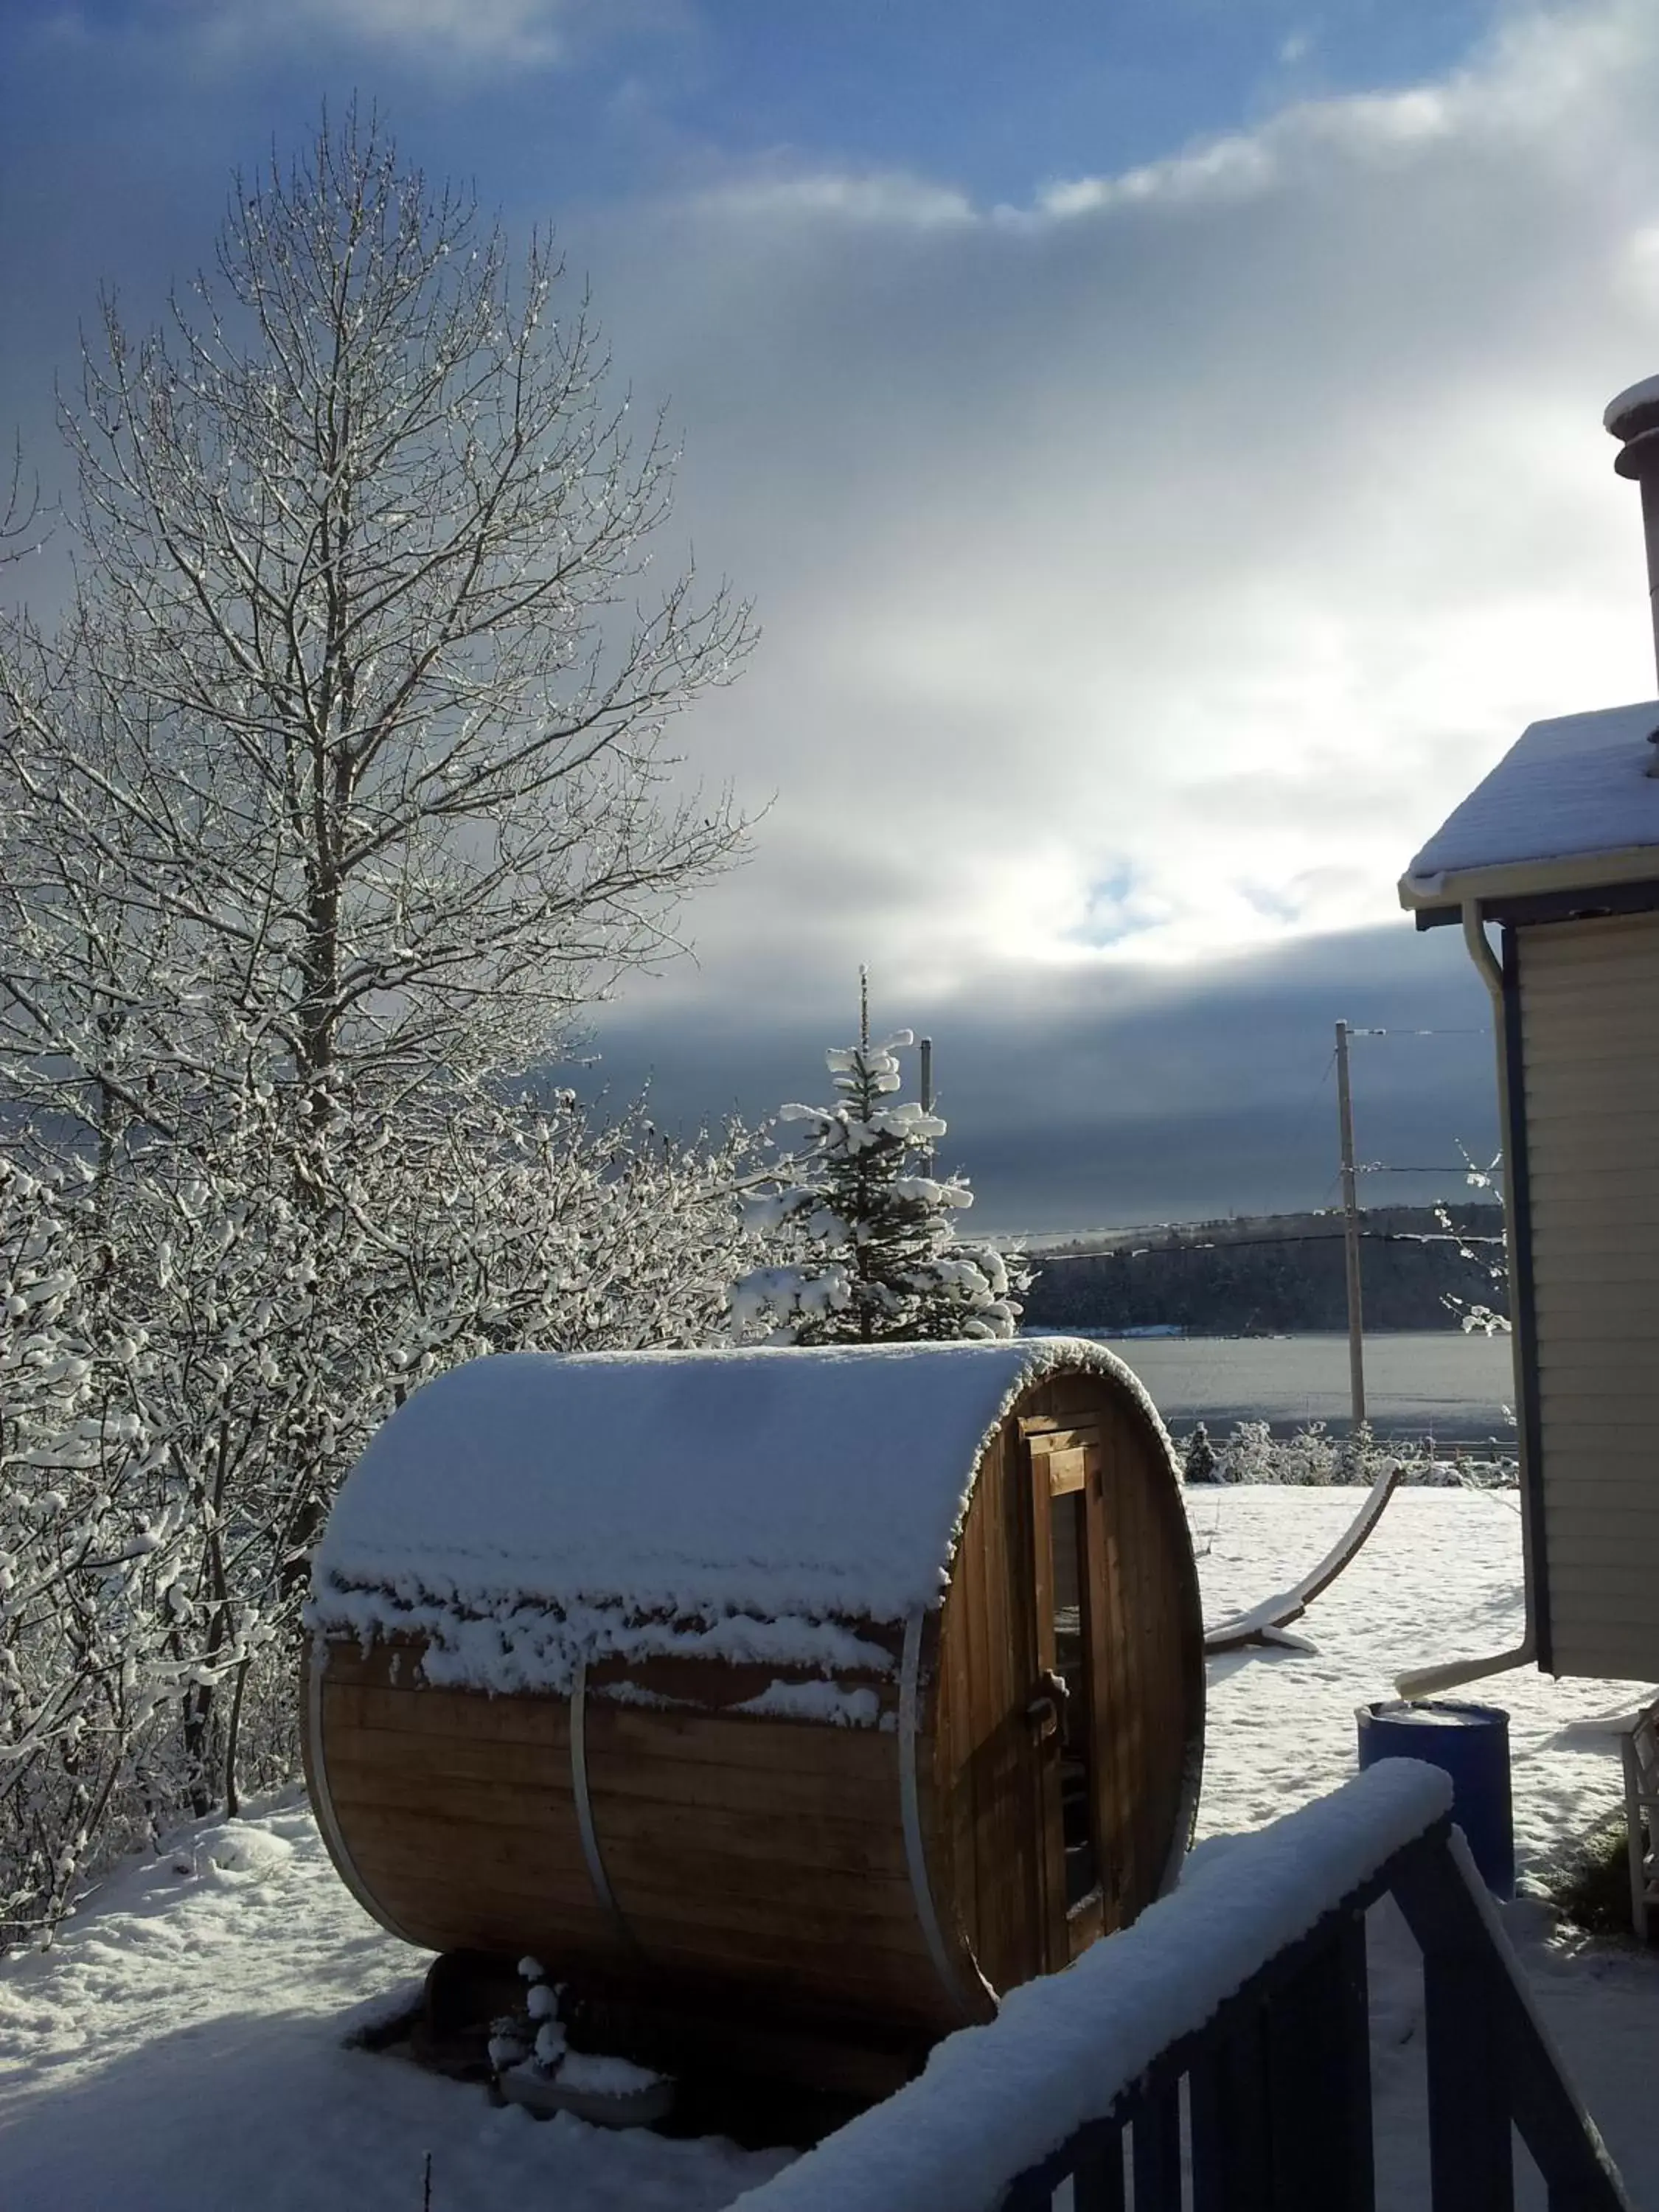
[{"xmin": 303, "ymin": 1340, "xmax": 1206, "ymax": 2046}]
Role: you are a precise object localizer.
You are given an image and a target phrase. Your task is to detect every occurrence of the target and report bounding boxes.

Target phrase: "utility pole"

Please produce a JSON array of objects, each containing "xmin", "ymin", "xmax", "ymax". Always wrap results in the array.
[
  {"xmin": 919, "ymin": 1036, "xmax": 934, "ymax": 1171},
  {"xmin": 1335, "ymin": 1019, "xmax": 1366, "ymax": 1430}
]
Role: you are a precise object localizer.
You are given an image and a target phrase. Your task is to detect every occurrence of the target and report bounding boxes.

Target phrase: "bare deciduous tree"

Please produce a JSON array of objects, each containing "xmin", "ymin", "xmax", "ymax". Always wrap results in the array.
[
  {"xmin": 1, "ymin": 103, "xmax": 752, "ymax": 1131},
  {"xmin": 0, "ymin": 109, "xmax": 765, "ymax": 1946}
]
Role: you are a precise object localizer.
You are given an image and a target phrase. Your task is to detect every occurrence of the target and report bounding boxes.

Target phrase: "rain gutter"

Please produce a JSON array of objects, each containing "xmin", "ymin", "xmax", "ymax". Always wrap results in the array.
[{"xmin": 1394, "ymin": 899, "xmax": 1537, "ymax": 1698}]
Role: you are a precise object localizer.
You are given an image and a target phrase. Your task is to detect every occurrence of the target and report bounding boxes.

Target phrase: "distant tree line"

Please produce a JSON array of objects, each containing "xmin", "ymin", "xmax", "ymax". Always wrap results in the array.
[{"xmin": 1022, "ymin": 1205, "xmax": 1506, "ymax": 1336}]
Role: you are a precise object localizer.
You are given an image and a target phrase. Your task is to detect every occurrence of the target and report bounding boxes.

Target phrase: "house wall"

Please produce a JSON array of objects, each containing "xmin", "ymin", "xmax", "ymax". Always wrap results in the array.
[{"xmin": 1517, "ymin": 910, "xmax": 1659, "ymax": 1678}]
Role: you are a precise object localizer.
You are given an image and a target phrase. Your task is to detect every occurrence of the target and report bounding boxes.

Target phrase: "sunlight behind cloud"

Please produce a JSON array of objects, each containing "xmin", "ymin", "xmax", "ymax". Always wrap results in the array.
[{"xmin": 588, "ymin": 0, "xmax": 1659, "ymax": 1016}]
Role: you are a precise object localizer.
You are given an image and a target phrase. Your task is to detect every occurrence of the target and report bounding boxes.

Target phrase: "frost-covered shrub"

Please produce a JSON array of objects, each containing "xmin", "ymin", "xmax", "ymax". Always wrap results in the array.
[
  {"xmin": 1197, "ymin": 1417, "xmax": 1516, "ymax": 1489},
  {"xmin": 1214, "ymin": 1420, "xmax": 1276, "ymax": 1484},
  {"xmin": 1392, "ymin": 1444, "xmax": 1517, "ymax": 1489},
  {"xmin": 1273, "ymin": 1421, "xmax": 1340, "ymax": 1486},
  {"xmin": 0, "ymin": 1090, "xmax": 765, "ymax": 1950},
  {"xmin": 0, "ymin": 1156, "xmax": 219, "ymax": 1947},
  {"xmin": 1337, "ymin": 1420, "xmax": 1380, "ymax": 1484}
]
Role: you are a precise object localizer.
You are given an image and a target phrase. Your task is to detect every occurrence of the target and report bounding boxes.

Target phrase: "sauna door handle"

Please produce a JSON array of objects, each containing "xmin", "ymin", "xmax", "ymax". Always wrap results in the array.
[{"xmin": 1026, "ymin": 1669, "xmax": 1068, "ymax": 1742}]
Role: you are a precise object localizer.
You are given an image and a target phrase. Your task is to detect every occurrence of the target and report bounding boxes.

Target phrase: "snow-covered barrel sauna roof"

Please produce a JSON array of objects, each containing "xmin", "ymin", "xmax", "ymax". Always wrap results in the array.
[
  {"xmin": 1399, "ymin": 699, "xmax": 1659, "ymax": 917},
  {"xmin": 310, "ymin": 1339, "xmax": 1161, "ymax": 1693}
]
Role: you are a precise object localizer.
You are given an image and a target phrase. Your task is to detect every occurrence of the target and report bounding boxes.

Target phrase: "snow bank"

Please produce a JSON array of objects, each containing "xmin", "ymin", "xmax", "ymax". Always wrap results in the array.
[
  {"xmin": 728, "ymin": 1761, "xmax": 1453, "ymax": 2212},
  {"xmin": 310, "ymin": 1340, "xmax": 1169, "ymax": 1696},
  {"xmin": 1404, "ymin": 700, "xmax": 1659, "ymax": 888}
]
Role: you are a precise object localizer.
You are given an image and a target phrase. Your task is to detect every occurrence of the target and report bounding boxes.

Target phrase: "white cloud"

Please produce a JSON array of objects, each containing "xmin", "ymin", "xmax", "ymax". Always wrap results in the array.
[
  {"xmin": 582, "ymin": 1, "xmax": 1659, "ymax": 1025},
  {"xmin": 693, "ymin": 170, "xmax": 976, "ymax": 232},
  {"xmin": 299, "ymin": 0, "xmax": 569, "ymax": 66},
  {"xmin": 1033, "ymin": 132, "xmax": 1279, "ymax": 221},
  {"xmin": 134, "ymin": 0, "xmax": 621, "ymax": 72}
]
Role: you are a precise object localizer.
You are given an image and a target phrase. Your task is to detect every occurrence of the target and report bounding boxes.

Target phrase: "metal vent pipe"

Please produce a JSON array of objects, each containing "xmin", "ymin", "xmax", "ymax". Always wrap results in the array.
[{"xmin": 1604, "ymin": 376, "xmax": 1659, "ymax": 767}]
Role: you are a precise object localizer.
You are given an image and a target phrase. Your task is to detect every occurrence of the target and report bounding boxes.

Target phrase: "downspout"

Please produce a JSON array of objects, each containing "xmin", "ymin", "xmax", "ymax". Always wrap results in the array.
[{"xmin": 1394, "ymin": 899, "xmax": 1537, "ymax": 1697}]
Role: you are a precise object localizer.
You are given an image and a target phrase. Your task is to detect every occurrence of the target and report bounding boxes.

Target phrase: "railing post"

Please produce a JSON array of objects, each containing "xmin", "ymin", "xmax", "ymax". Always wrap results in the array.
[
  {"xmin": 1265, "ymin": 1917, "xmax": 1375, "ymax": 2211},
  {"xmin": 1190, "ymin": 2017, "xmax": 1272, "ymax": 2212},
  {"xmin": 1130, "ymin": 2082, "xmax": 1183, "ymax": 2211},
  {"xmin": 954, "ymin": 1806, "xmax": 1629, "ymax": 2212},
  {"xmin": 1187, "ymin": 1919, "xmax": 1374, "ymax": 2212},
  {"xmin": 1392, "ymin": 1843, "xmax": 1515, "ymax": 2212},
  {"xmin": 1071, "ymin": 2121, "xmax": 1127, "ymax": 2212},
  {"xmin": 1419, "ymin": 1938, "xmax": 1514, "ymax": 2212},
  {"xmin": 1391, "ymin": 1832, "xmax": 1631, "ymax": 2212}
]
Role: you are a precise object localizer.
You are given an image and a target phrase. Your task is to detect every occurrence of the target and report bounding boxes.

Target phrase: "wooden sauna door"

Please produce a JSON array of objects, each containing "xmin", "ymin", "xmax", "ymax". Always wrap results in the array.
[{"xmin": 1023, "ymin": 1422, "xmax": 1107, "ymax": 1969}]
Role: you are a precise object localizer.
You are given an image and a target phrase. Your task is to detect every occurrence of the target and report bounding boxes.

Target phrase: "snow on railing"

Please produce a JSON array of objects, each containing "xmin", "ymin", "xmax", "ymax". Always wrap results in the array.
[
  {"xmin": 731, "ymin": 1760, "xmax": 1630, "ymax": 2212},
  {"xmin": 731, "ymin": 1764, "xmax": 1450, "ymax": 2212}
]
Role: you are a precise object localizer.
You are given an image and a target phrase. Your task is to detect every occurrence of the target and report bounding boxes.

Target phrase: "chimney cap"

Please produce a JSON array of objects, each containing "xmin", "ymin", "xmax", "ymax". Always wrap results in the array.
[{"xmin": 1605, "ymin": 374, "xmax": 1659, "ymax": 441}]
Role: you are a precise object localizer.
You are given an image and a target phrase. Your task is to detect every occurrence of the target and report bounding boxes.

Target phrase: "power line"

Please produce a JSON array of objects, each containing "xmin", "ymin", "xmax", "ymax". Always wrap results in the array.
[{"xmin": 1357, "ymin": 1164, "xmax": 1493, "ymax": 1176}]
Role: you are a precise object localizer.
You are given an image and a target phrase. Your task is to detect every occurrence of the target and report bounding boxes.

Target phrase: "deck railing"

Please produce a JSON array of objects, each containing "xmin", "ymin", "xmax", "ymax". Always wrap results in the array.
[{"xmin": 732, "ymin": 1762, "xmax": 1631, "ymax": 2212}]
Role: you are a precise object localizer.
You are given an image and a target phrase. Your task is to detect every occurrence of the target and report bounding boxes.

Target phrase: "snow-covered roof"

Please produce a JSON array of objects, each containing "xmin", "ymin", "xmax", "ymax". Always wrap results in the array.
[
  {"xmin": 310, "ymin": 1340, "xmax": 1164, "ymax": 1693},
  {"xmin": 1400, "ymin": 700, "xmax": 1659, "ymax": 905}
]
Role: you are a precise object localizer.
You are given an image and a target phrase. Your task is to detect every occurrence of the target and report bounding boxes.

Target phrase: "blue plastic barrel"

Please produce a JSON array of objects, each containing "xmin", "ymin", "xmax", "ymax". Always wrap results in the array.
[{"xmin": 1356, "ymin": 1699, "xmax": 1514, "ymax": 1899}]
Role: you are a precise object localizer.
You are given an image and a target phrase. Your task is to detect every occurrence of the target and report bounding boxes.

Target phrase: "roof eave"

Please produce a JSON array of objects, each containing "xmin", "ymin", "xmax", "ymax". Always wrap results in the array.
[{"xmin": 1398, "ymin": 840, "xmax": 1659, "ymax": 920}]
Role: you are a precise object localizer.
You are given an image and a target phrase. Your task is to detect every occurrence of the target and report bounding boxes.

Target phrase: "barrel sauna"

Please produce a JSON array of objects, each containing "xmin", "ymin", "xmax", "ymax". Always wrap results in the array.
[{"xmin": 305, "ymin": 1340, "xmax": 1204, "ymax": 2072}]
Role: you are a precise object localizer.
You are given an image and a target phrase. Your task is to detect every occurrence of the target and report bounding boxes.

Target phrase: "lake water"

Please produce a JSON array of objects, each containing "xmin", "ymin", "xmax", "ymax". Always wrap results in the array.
[{"xmin": 1036, "ymin": 1329, "xmax": 1517, "ymax": 1440}]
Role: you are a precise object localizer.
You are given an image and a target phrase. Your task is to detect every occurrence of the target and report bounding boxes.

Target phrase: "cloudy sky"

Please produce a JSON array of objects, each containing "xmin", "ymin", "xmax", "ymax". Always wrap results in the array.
[{"xmin": 5, "ymin": 1, "xmax": 1658, "ymax": 1228}]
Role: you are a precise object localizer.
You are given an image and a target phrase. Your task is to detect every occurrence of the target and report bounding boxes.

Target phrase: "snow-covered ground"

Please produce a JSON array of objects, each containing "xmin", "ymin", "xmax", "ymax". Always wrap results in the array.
[
  {"xmin": 1198, "ymin": 1486, "xmax": 1659, "ymax": 2210},
  {"xmin": 1192, "ymin": 1484, "xmax": 1648, "ymax": 1868},
  {"xmin": 3, "ymin": 1485, "xmax": 1656, "ymax": 2210}
]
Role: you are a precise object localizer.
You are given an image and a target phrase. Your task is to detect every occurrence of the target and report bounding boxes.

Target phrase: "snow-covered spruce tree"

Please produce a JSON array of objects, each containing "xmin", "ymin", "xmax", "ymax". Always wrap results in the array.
[
  {"xmin": 731, "ymin": 1028, "xmax": 1023, "ymax": 1343},
  {"xmin": 1183, "ymin": 1422, "xmax": 1220, "ymax": 1484}
]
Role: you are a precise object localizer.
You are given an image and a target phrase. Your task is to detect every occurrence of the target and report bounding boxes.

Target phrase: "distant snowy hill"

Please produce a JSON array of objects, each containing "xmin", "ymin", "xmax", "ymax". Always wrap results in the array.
[{"xmin": 1020, "ymin": 1203, "xmax": 1503, "ymax": 1335}]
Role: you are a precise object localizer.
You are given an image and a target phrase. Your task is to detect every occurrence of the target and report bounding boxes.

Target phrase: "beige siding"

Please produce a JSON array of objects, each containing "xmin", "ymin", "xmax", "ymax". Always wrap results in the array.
[{"xmin": 1519, "ymin": 912, "xmax": 1659, "ymax": 1679}]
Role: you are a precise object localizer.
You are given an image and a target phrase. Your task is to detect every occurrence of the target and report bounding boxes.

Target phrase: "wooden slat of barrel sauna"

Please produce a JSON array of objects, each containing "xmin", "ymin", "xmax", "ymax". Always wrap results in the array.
[
  {"xmin": 327, "ymin": 1678, "xmax": 570, "ymax": 1745},
  {"xmin": 932, "ymin": 1417, "xmax": 1043, "ymax": 1998},
  {"xmin": 1092, "ymin": 1397, "xmax": 1143, "ymax": 1919},
  {"xmin": 964, "ymin": 1432, "xmax": 1011, "ymax": 1974},
  {"xmin": 936, "ymin": 1506, "xmax": 980, "ymax": 1962},
  {"xmin": 583, "ymin": 1698, "xmax": 957, "ymax": 2033},
  {"xmin": 1126, "ymin": 1401, "xmax": 1192, "ymax": 1908},
  {"xmin": 581, "ymin": 1703, "xmax": 898, "ymax": 1778},
  {"xmin": 1121, "ymin": 1404, "xmax": 1160, "ymax": 1911},
  {"xmin": 613, "ymin": 1927, "xmax": 944, "ymax": 2026},
  {"xmin": 1048, "ymin": 1378, "xmax": 1194, "ymax": 1938},
  {"xmin": 341, "ymin": 1810, "xmax": 922, "ymax": 1956},
  {"xmin": 315, "ymin": 1646, "xmax": 623, "ymax": 1966},
  {"xmin": 1082, "ymin": 1408, "xmax": 1130, "ymax": 1930},
  {"xmin": 330, "ymin": 1806, "xmax": 602, "ymax": 1917},
  {"xmin": 994, "ymin": 1412, "xmax": 1045, "ymax": 1986},
  {"xmin": 597, "ymin": 1848, "xmax": 919, "ymax": 1927},
  {"xmin": 588, "ymin": 1642, "xmax": 904, "ymax": 1714}
]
